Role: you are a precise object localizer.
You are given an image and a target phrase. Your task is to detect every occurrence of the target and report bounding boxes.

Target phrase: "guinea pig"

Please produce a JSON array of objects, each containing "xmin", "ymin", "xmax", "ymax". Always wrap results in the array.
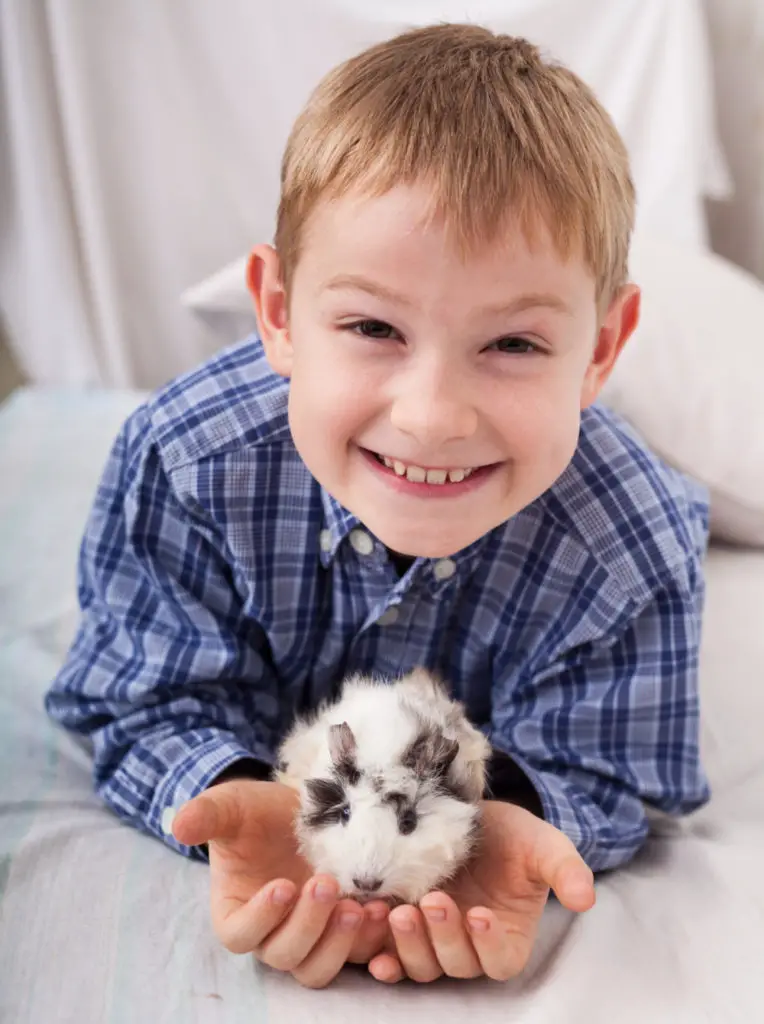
[{"xmin": 274, "ymin": 667, "xmax": 491, "ymax": 905}]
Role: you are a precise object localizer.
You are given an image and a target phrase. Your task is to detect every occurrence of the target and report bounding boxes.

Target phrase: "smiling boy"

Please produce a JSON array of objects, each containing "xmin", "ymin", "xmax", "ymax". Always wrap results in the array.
[{"xmin": 45, "ymin": 25, "xmax": 710, "ymax": 988}]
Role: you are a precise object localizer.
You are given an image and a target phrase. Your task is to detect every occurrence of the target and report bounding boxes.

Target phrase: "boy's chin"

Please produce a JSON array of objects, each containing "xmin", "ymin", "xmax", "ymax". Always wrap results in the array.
[{"xmin": 370, "ymin": 522, "xmax": 482, "ymax": 560}]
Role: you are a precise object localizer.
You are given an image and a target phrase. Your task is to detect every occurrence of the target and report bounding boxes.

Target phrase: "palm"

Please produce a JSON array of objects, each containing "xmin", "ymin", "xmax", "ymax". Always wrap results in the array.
[
  {"xmin": 445, "ymin": 802, "xmax": 554, "ymax": 935},
  {"xmin": 174, "ymin": 779, "xmax": 404, "ymax": 965},
  {"xmin": 176, "ymin": 779, "xmax": 313, "ymax": 912},
  {"xmin": 367, "ymin": 800, "xmax": 593, "ymax": 983}
]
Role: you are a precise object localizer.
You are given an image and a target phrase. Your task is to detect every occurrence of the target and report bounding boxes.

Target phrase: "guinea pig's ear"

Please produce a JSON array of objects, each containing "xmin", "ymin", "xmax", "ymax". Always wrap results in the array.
[
  {"xmin": 328, "ymin": 721, "xmax": 357, "ymax": 764},
  {"xmin": 403, "ymin": 667, "xmax": 447, "ymax": 693},
  {"xmin": 450, "ymin": 724, "xmax": 492, "ymax": 803},
  {"xmin": 402, "ymin": 727, "xmax": 459, "ymax": 781},
  {"xmin": 433, "ymin": 734, "xmax": 460, "ymax": 776}
]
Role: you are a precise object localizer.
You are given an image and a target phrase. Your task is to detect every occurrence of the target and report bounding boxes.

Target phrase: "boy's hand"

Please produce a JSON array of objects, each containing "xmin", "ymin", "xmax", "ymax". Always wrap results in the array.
[
  {"xmin": 170, "ymin": 779, "xmax": 390, "ymax": 988},
  {"xmin": 368, "ymin": 800, "xmax": 595, "ymax": 984}
]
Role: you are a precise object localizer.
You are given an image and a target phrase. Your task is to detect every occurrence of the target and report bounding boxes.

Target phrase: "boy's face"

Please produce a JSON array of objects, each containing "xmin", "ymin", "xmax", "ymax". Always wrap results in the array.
[{"xmin": 250, "ymin": 185, "xmax": 639, "ymax": 558}]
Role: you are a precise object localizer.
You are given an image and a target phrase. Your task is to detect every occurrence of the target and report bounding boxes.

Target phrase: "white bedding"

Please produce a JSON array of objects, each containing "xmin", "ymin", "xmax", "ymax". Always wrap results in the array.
[{"xmin": 1, "ymin": 388, "xmax": 763, "ymax": 1023}]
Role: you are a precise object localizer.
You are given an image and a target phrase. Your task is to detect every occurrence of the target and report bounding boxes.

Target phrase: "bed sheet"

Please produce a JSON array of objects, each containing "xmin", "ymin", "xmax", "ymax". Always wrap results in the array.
[{"xmin": 1, "ymin": 388, "xmax": 762, "ymax": 1023}]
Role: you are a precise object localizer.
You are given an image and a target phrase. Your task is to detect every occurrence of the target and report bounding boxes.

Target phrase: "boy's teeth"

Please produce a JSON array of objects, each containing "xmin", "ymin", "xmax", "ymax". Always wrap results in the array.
[
  {"xmin": 426, "ymin": 469, "xmax": 448, "ymax": 485},
  {"xmin": 380, "ymin": 455, "xmax": 474, "ymax": 484}
]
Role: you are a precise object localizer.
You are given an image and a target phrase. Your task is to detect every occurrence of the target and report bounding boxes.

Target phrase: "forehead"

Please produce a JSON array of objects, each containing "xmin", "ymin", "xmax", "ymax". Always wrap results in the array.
[{"xmin": 294, "ymin": 183, "xmax": 596, "ymax": 313}]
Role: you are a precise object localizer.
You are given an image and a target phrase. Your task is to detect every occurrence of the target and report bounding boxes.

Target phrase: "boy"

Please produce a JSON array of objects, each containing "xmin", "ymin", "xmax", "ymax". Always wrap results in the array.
[{"xmin": 45, "ymin": 24, "xmax": 710, "ymax": 989}]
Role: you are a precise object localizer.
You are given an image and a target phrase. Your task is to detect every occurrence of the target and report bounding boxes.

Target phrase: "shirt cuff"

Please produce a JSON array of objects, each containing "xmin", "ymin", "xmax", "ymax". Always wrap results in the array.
[
  {"xmin": 502, "ymin": 750, "xmax": 649, "ymax": 872},
  {"xmin": 151, "ymin": 735, "xmax": 276, "ymax": 862},
  {"xmin": 509, "ymin": 755, "xmax": 598, "ymax": 862}
]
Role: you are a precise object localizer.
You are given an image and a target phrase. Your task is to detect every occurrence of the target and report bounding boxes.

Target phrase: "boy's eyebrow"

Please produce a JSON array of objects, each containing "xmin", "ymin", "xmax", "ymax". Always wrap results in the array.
[{"xmin": 323, "ymin": 273, "xmax": 574, "ymax": 317}]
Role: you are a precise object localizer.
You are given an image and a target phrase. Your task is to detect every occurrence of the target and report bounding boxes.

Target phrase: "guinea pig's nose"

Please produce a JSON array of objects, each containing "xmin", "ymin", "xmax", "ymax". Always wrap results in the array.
[{"xmin": 353, "ymin": 876, "xmax": 383, "ymax": 892}]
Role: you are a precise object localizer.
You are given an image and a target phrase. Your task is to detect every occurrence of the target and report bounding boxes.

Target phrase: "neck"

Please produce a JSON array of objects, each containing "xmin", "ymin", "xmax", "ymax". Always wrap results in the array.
[{"xmin": 388, "ymin": 549, "xmax": 416, "ymax": 577}]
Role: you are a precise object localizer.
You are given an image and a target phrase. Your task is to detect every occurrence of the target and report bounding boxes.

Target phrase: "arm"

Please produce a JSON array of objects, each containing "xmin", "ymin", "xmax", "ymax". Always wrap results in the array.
[
  {"xmin": 491, "ymin": 568, "xmax": 710, "ymax": 873},
  {"xmin": 44, "ymin": 405, "xmax": 281, "ymax": 860}
]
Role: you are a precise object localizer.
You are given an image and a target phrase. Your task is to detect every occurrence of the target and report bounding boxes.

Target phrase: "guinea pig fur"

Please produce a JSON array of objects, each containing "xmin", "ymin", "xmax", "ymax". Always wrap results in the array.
[{"xmin": 275, "ymin": 668, "xmax": 491, "ymax": 905}]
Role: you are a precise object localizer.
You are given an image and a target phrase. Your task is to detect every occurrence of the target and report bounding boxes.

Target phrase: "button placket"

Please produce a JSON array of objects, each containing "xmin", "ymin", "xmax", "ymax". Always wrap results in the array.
[
  {"xmin": 365, "ymin": 569, "xmax": 415, "ymax": 630},
  {"xmin": 376, "ymin": 606, "xmax": 400, "ymax": 626}
]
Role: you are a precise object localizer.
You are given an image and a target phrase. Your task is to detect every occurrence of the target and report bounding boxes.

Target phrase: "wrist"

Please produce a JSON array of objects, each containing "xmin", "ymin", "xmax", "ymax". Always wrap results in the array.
[
  {"xmin": 484, "ymin": 748, "xmax": 544, "ymax": 819},
  {"xmin": 207, "ymin": 757, "xmax": 273, "ymax": 788}
]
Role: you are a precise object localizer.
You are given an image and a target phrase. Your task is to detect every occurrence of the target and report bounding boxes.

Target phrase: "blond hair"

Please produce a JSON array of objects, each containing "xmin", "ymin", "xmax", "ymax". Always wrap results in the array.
[{"xmin": 275, "ymin": 23, "xmax": 635, "ymax": 307}]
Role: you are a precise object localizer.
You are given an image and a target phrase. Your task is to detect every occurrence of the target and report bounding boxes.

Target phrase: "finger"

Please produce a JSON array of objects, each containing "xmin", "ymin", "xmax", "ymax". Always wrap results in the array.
[
  {"xmin": 169, "ymin": 788, "xmax": 246, "ymax": 847},
  {"xmin": 466, "ymin": 908, "xmax": 532, "ymax": 981},
  {"xmin": 290, "ymin": 900, "xmax": 364, "ymax": 989},
  {"xmin": 535, "ymin": 839, "xmax": 596, "ymax": 912},
  {"xmin": 420, "ymin": 893, "xmax": 482, "ymax": 979},
  {"xmin": 368, "ymin": 953, "xmax": 406, "ymax": 985},
  {"xmin": 256, "ymin": 875, "xmax": 339, "ymax": 972},
  {"xmin": 214, "ymin": 878, "xmax": 298, "ymax": 954},
  {"xmin": 169, "ymin": 778, "xmax": 287, "ymax": 848},
  {"xmin": 347, "ymin": 901, "xmax": 391, "ymax": 964},
  {"xmin": 555, "ymin": 859, "xmax": 596, "ymax": 912},
  {"xmin": 388, "ymin": 906, "xmax": 443, "ymax": 983}
]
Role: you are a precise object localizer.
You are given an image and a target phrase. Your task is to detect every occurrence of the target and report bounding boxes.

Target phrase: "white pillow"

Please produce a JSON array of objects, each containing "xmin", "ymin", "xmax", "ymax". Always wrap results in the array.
[
  {"xmin": 603, "ymin": 232, "xmax": 764, "ymax": 547},
  {"xmin": 181, "ymin": 235, "xmax": 764, "ymax": 547},
  {"xmin": 180, "ymin": 258, "xmax": 256, "ymax": 351},
  {"xmin": 181, "ymin": 258, "xmax": 252, "ymax": 317}
]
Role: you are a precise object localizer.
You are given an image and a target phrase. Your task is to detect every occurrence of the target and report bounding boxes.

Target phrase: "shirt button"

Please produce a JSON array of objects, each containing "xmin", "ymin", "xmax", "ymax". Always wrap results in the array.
[
  {"xmin": 377, "ymin": 606, "xmax": 399, "ymax": 626},
  {"xmin": 161, "ymin": 806, "xmax": 177, "ymax": 835},
  {"xmin": 319, "ymin": 529, "xmax": 332, "ymax": 552},
  {"xmin": 433, "ymin": 558, "xmax": 456, "ymax": 581},
  {"xmin": 349, "ymin": 529, "xmax": 374, "ymax": 556}
]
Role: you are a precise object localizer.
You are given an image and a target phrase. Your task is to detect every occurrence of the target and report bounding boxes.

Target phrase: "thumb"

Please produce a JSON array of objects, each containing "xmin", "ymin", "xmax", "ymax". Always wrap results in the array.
[
  {"xmin": 534, "ymin": 828, "xmax": 596, "ymax": 913},
  {"xmin": 168, "ymin": 785, "xmax": 248, "ymax": 848}
]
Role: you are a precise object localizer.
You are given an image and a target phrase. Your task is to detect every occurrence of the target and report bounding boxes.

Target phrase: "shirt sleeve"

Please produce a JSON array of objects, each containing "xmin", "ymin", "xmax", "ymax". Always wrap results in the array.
[
  {"xmin": 44, "ymin": 405, "xmax": 283, "ymax": 861},
  {"xmin": 490, "ymin": 567, "xmax": 711, "ymax": 873}
]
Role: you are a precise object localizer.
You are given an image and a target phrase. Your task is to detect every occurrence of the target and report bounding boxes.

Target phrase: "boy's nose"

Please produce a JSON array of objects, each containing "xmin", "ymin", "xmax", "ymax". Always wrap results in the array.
[{"xmin": 390, "ymin": 368, "xmax": 478, "ymax": 445}]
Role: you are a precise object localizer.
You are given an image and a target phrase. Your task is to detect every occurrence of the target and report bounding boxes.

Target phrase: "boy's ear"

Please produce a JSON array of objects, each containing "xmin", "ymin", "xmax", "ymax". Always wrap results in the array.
[
  {"xmin": 247, "ymin": 244, "xmax": 292, "ymax": 377},
  {"xmin": 580, "ymin": 283, "xmax": 641, "ymax": 409}
]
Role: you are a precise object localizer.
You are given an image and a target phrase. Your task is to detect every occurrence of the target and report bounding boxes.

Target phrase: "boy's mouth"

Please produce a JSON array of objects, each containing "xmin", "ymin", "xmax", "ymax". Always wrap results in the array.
[
  {"xmin": 360, "ymin": 447, "xmax": 501, "ymax": 496},
  {"xmin": 366, "ymin": 450, "xmax": 479, "ymax": 486}
]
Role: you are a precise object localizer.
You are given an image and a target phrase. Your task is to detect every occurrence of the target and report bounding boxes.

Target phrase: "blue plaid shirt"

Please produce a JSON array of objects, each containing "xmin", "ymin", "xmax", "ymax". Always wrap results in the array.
[{"xmin": 45, "ymin": 335, "xmax": 711, "ymax": 873}]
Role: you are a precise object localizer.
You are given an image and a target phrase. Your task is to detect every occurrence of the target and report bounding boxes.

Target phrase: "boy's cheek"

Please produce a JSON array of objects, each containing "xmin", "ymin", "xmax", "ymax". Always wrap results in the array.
[{"xmin": 291, "ymin": 347, "xmax": 381, "ymax": 420}]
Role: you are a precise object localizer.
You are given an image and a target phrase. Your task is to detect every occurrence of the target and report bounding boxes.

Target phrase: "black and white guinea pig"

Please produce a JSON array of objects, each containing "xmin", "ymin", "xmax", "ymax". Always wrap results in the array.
[{"xmin": 275, "ymin": 667, "xmax": 491, "ymax": 905}]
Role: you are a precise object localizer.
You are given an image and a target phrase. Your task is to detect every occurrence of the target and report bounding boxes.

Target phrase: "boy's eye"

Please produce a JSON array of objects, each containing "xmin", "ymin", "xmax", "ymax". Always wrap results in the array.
[
  {"xmin": 350, "ymin": 319, "xmax": 399, "ymax": 340},
  {"xmin": 340, "ymin": 804, "xmax": 351, "ymax": 824},
  {"xmin": 488, "ymin": 336, "xmax": 537, "ymax": 354}
]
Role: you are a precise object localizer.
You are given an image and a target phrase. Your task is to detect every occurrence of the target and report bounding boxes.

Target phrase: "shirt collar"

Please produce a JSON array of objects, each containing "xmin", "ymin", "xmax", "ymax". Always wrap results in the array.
[
  {"xmin": 318, "ymin": 484, "xmax": 496, "ymax": 580},
  {"xmin": 318, "ymin": 487, "xmax": 363, "ymax": 566}
]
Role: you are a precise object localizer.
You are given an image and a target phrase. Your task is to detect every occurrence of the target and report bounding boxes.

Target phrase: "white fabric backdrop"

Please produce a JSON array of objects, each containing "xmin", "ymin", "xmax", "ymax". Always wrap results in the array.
[
  {"xmin": 0, "ymin": 0, "xmax": 730, "ymax": 389},
  {"xmin": 703, "ymin": 0, "xmax": 764, "ymax": 280}
]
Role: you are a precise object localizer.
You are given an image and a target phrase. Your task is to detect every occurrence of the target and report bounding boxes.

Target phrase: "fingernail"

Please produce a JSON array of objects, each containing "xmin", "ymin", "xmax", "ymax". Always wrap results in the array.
[
  {"xmin": 468, "ymin": 916, "xmax": 489, "ymax": 932},
  {"xmin": 313, "ymin": 881, "xmax": 336, "ymax": 903},
  {"xmin": 270, "ymin": 885, "xmax": 293, "ymax": 905},
  {"xmin": 423, "ymin": 906, "xmax": 446, "ymax": 923},
  {"xmin": 392, "ymin": 916, "xmax": 415, "ymax": 933},
  {"xmin": 339, "ymin": 911, "xmax": 362, "ymax": 930}
]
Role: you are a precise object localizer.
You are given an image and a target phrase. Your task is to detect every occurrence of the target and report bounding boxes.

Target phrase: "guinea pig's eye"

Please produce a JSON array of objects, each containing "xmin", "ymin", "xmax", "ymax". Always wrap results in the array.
[
  {"xmin": 398, "ymin": 808, "xmax": 418, "ymax": 836},
  {"xmin": 340, "ymin": 804, "xmax": 351, "ymax": 825}
]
